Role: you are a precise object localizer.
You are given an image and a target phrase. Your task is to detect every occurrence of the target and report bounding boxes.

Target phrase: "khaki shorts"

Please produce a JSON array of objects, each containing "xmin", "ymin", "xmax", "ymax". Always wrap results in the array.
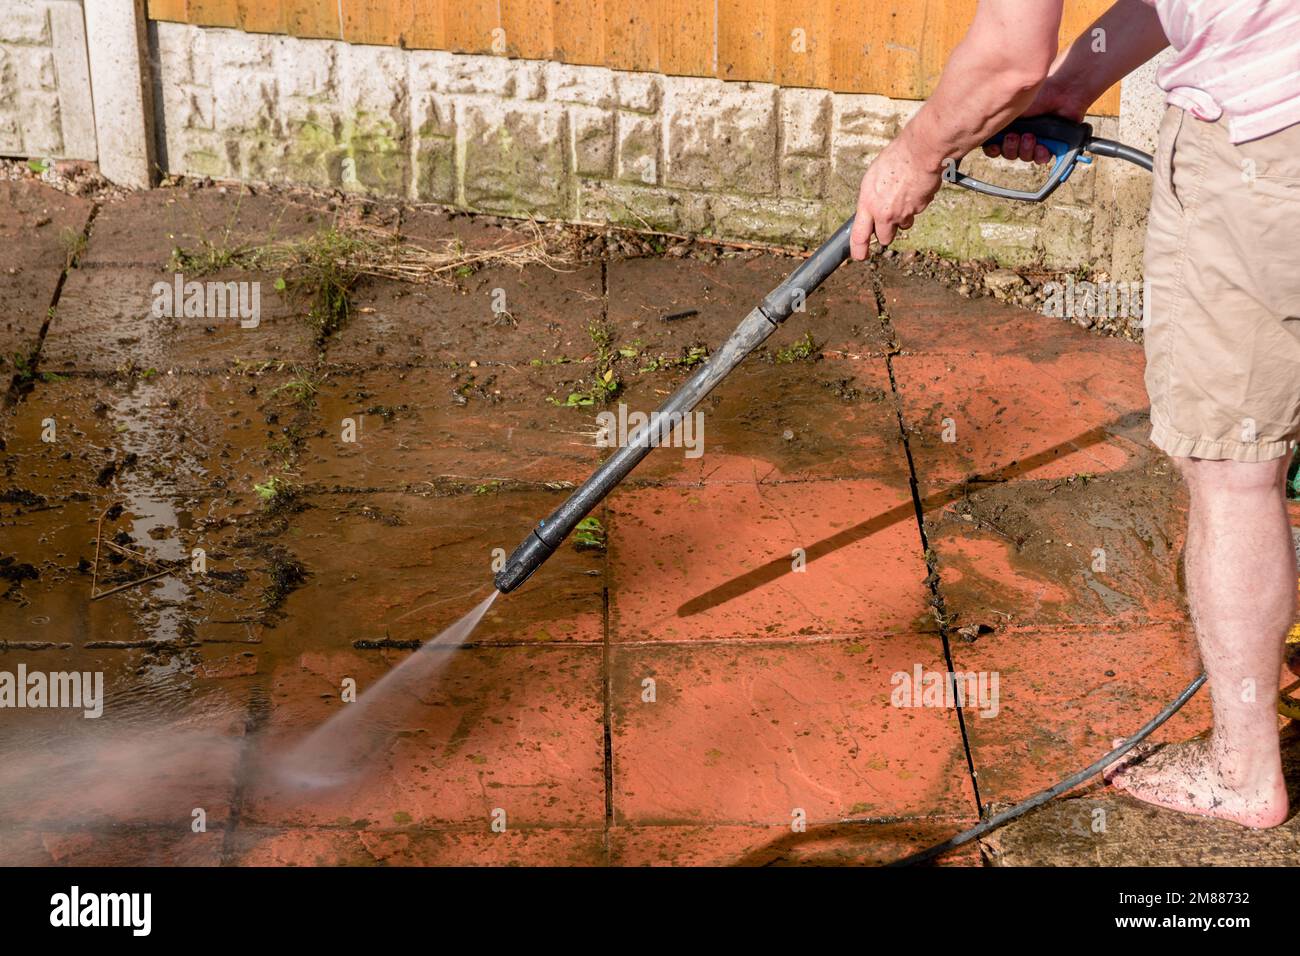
[{"xmin": 1143, "ymin": 106, "xmax": 1300, "ymax": 462}]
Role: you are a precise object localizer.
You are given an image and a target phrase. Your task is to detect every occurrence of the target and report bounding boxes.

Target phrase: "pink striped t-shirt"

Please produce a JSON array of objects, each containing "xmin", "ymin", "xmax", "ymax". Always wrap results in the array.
[{"xmin": 1142, "ymin": 0, "xmax": 1300, "ymax": 143}]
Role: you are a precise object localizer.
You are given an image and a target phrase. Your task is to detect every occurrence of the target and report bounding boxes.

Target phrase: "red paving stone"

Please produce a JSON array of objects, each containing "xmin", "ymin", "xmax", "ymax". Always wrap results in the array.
[
  {"xmin": 607, "ymin": 821, "xmax": 981, "ymax": 866},
  {"xmin": 892, "ymin": 350, "xmax": 1152, "ymax": 489},
  {"xmin": 266, "ymin": 492, "xmax": 604, "ymax": 648},
  {"xmin": 229, "ymin": 826, "xmax": 605, "ymax": 865},
  {"xmin": 922, "ymin": 470, "xmax": 1188, "ymax": 631},
  {"xmin": 607, "ymin": 480, "xmax": 932, "ymax": 643},
  {"xmin": 610, "ymin": 640, "xmax": 975, "ymax": 825},
  {"xmin": 241, "ymin": 646, "xmax": 605, "ymax": 830},
  {"xmin": 880, "ymin": 263, "xmax": 1139, "ymax": 360}
]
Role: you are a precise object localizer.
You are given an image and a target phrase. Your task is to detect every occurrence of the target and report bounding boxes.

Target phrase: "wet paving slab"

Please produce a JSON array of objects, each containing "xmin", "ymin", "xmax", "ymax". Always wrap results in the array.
[
  {"xmin": 257, "ymin": 491, "xmax": 604, "ymax": 648},
  {"xmin": 879, "ymin": 263, "xmax": 1137, "ymax": 360},
  {"xmin": 42, "ymin": 265, "xmax": 319, "ymax": 371},
  {"xmin": 240, "ymin": 643, "xmax": 605, "ymax": 830},
  {"xmin": 0, "ymin": 180, "xmax": 93, "ymax": 357},
  {"xmin": 607, "ymin": 254, "xmax": 889, "ymax": 359},
  {"xmin": 227, "ymin": 825, "xmax": 605, "ymax": 866},
  {"xmin": 607, "ymin": 478, "xmax": 931, "ymax": 643},
  {"xmin": 2, "ymin": 368, "xmax": 310, "ymax": 497},
  {"xmin": 891, "ymin": 349, "xmax": 1154, "ymax": 489},
  {"xmin": 948, "ymin": 621, "xmax": 1210, "ymax": 806},
  {"xmin": 296, "ymin": 363, "xmax": 606, "ymax": 489},
  {"xmin": 923, "ymin": 468, "xmax": 1188, "ymax": 632},
  {"xmin": 611, "ymin": 355, "xmax": 902, "ymax": 485},
  {"xmin": 609, "ymin": 638, "xmax": 974, "ymax": 826},
  {"xmin": 79, "ymin": 185, "xmax": 327, "ymax": 271},
  {"xmin": 327, "ymin": 265, "xmax": 605, "ymax": 366}
]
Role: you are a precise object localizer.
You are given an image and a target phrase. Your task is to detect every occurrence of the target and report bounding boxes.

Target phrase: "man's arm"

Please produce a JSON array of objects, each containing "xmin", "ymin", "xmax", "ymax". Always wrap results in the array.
[
  {"xmin": 850, "ymin": 0, "xmax": 1167, "ymax": 260},
  {"xmin": 849, "ymin": 0, "xmax": 1064, "ymax": 259},
  {"xmin": 986, "ymin": 0, "xmax": 1169, "ymax": 162}
]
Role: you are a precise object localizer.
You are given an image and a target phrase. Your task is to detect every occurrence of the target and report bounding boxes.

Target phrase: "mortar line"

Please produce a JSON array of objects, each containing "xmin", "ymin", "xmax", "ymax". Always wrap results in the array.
[
  {"xmin": 870, "ymin": 266, "xmax": 986, "ymax": 820},
  {"xmin": 4, "ymin": 200, "xmax": 100, "ymax": 408},
  {"xmin": 599, "ymin": 258, "xmax": 615, "ymax": 861}
]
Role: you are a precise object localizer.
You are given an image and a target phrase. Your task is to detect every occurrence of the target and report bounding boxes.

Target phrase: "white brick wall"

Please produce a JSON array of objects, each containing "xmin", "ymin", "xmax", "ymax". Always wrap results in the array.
[
  {"xmin": 0, "ymin": 0, "xmax": 95, "ymax": 161},
  {"xmin": 150, "ymin": 21, "xmax": 1163, "ymax": 273}
]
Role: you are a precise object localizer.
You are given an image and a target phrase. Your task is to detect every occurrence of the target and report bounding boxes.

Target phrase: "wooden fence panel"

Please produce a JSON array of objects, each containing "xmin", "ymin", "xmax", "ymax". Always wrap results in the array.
[
  {"xmin": 658, "ymin": 0, "xmax": 714, "ymax": 76},
  {"xmin": 500, "ymin": 0, "xmax": 555, "ymax": 61},
  {"xmin": 188, "ymin": 0, "xmax": 239, "ymax": 28},
  {"xmin": 552, "ymin": 0, "xmax": 604, "ymax": 65},
  {"xmin": 148, "ymin": 0, "xmax": 189, "ymax": 22},
  {"xmin": 237, "ymin": 0, "xmax": 286, "ymax": 34}
]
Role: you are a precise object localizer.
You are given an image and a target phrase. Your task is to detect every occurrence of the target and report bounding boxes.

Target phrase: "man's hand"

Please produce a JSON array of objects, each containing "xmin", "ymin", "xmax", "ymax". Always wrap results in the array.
[
  {"xmin": 849, "ymin": 136, "xmax": 944, "ymax": 261},
  {"xmin": 982, "ymin": 80, "xmax": 1089, "ymax": 164}
]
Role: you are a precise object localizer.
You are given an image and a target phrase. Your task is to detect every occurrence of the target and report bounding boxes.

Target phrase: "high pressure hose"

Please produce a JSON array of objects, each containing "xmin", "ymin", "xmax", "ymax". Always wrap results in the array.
[{"xmin": 495, "ymin": 116, "xmax": 1212, "ymax": 864}]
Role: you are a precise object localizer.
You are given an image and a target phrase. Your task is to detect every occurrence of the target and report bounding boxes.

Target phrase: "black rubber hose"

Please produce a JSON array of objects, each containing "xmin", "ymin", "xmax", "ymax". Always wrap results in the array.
[
  {"xmin": 890, "ymin": 674, "xmax": 1206, "ymax": 866},
  {"xmin": 1086, "ymin": 137, "xmax": 1157, "ymax": 172}
]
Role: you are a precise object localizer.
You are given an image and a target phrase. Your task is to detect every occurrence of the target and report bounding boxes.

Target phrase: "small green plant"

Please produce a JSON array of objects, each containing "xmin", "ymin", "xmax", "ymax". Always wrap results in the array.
[
  {"xmin": 775, "ymin": 332, "xmax": 820, "ymax": 364},
  {"xmin": 254, "ymin": 475, "xmax": 300, "ymax": 513},
  {"xmin": 60, "ymin": 228, "xmax": 86, "ymax": 269},
  {"xmin": 270, "ymin": 368, "xmax": 322, "ymax": 406},
  {"xmin": 574, "ymin": 516, "xmax": 606, "ymax": 552},
  {"xmin": 640, "ymin": 345, "xmax": 708, "ymax": 373}
]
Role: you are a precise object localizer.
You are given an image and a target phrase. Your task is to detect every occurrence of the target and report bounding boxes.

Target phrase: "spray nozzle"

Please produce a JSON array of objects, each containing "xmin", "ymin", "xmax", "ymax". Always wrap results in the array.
[{"xmin": 494, "ymin": 530, "xmax": 554, "ymax": 594}]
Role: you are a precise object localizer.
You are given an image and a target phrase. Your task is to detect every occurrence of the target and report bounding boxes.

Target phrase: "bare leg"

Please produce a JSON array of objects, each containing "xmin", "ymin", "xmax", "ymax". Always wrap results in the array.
[{"xmin": 1106, "ymin": 454, "xmax": 1294, "ymax": 828}]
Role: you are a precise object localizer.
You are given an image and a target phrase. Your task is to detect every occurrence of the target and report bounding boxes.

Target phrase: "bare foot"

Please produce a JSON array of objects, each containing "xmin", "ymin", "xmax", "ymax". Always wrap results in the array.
[{"xmin": 1103, "ymin": 738, "xmax": 1289, "ymax": 829}]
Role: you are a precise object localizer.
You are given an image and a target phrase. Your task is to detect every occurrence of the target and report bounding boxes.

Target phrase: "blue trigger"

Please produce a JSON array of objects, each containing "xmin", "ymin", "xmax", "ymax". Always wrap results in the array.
[{"xmin": 1035, "ymin": 137, "xmax": 1090, "ymax": 184}]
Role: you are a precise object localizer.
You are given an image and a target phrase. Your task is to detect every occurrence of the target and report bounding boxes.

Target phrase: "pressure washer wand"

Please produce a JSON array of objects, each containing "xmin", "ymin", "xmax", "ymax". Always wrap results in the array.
[
  {"xmin": 494, "ymin": 216, "xmax": 856, "ymax": 592},
  {"xmin": 496, "ymin": 115, "xmax": 1156, "ymax": 595}
]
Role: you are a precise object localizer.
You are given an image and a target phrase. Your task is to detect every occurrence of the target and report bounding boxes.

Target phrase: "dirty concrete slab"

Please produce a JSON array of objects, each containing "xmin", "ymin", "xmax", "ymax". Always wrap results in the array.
[
  {"xmin": 327, "ymin": 264, "xmax": 605, "ymax": 366},
  {"xmin": 607, "ymin": 478, "xmax": 932, "ymax": 643},
  {"xmin": 608, "ymin": 820, "xmax": 982, "ymax": 866},
  {"xmin": 892, "ymin": 349, "xmax": 1154, "ymax": 490},
  {"xmin": 240, "ymin": 644, "xmax": 605, "ymax": 831},
  {"xmin": 611, "ymin": 355, "xmax": 903, "ymax": 485},
  {"xmin": 609, "ymin": 639, "xmax": 975, "ymax": 826},
  {"xmin": 924, "ymin": 469, "xmax": 1188, "ymax": 632},
  {"xmin": 295, "ymin": 364, "xmax": 605, "ymax": 489},
  {"xmin": 0, "ymin": 493, "xmax": 277, "ymax": 651},
  {"xmin": 606, "ymin": 254, "xmax": 890, "ymax": 359},
  {"xmin": 42, "ymin": 265, "xmax": 318, "ymax": 371},
  {"xmin": 947, "ymin": 622, "xmax": 1210, "ymax": 806},
  {"xmin": 0, "ymin": 179, "xmax": 93, "ymax": 356}
]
